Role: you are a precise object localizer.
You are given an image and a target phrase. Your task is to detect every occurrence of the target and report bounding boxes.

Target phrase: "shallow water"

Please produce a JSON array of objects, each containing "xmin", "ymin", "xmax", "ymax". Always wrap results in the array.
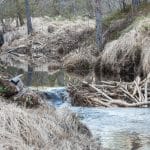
[
  {"xmin": 72, "ymin": 107, "xmax": 150, "ymax": 150},
  {"xmin": 42, "ymin": 87, "xmax": 150, "ymax": 150},
  {"xmin": 10, "ymin": 65, "xmax": 150, "ymax": 150}
]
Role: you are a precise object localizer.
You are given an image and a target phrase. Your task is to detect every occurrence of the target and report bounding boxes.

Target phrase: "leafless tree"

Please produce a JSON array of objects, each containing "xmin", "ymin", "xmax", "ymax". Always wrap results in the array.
[{"xmin": 94, "ymin": 0, "xmax": 102, "ymax": 51}]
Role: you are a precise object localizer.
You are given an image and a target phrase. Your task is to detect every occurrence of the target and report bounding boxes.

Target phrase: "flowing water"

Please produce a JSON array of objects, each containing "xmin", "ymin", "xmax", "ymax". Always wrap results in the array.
[
  {"xmin": 33, "ymin": 86, "xmax": 150, "ymax": 150},
  {"xmin": 8, "ymin": 67, "xmax": 150, "ymax": 150}
]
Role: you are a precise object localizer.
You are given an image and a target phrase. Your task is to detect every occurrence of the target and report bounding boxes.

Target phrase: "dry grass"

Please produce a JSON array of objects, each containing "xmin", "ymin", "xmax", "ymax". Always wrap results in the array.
[
  {"xmin": 46, "ymin": 19, "xmax": 95, "ymax": 55},
  {"xmin": 63, "ymin": 51, "xmax": 96, "ymax": 76},
  {"xmin": 1, "ymin": 17, "xmax": 96, "ymax": 73},
  {"xmin": 0, "ymin": 98, "xmax": 101, "ymax": 150},
  {"xmin": 95, "ymin": 17, "xmax": 150, "ymax": 81}
]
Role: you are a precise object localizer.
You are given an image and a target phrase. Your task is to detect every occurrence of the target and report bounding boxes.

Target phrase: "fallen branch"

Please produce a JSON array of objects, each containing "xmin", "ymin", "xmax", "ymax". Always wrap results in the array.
[
  {"xmin": 109, "ymin": 100, "xmax": 150, "ymax": 107},
  {"xmin": 82, "ymin": 81, "xmax": 113, "ymax": 101},
  {"xmin": 68, "ymin": 75, "xmax": 150, "ymax": 108}
]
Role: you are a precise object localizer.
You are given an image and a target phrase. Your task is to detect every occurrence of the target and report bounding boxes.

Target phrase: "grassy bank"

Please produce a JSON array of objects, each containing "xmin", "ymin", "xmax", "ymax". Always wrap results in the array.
[
  {"xmin": 95, "ymin": 16, "xmax": 150, "ymax": 81},
  {"xmin": 0, "ymin": 96, "xmax": 101, "ymax": 149}
]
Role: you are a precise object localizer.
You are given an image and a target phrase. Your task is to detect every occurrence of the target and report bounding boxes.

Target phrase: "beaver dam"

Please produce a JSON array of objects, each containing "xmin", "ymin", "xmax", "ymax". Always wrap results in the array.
[
  {"xmin": 68, "ymin": 75, "xmax": 150, "ymax": 107},
  {"xmin": 0, "ymin": 1, "xmax": 150, "ymax": 149},
  {"xmin": 0, "ymin": 76, "xmax": 102, "ymax": 150}
]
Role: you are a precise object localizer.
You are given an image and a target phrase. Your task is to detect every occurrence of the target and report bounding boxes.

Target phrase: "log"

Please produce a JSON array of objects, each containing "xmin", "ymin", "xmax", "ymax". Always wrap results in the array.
[
  {"xmin": 144, "ymin": 81, "xmax": 148, "ymax": 107},
  {"xmin": 120, "ymin": 87, "xmax": 138, "ymax": 103},
  {"xmin": 68, "ymin": 75, "xmax": 150, "ymax": 107},
  {"xmin": 109, "ymin": 100, "xmax": 150, "ymax": 107},
  {"xmin": 134, "ymin": 80, "xmax": 144, "ymax": 102},
  {"xmin": 92, "ymin": 98, "xmax": 110, "ymax": 107}
]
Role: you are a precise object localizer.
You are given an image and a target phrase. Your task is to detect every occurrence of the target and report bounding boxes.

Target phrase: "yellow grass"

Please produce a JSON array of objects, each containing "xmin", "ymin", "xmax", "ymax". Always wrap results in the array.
[
  {"xmin": 0, "ymin": 98, "xmax": 101, "ymax": 150},
  {"xmin": 95, "ymin": 17, "xmax": 150, "ymax": 81}
]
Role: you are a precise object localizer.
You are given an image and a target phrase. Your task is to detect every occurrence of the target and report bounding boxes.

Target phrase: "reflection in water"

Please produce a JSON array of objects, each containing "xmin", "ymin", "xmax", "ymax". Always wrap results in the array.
[
  {"xmin": 27, "ymin": 65, "xmax": 33, "ymax": 86},
  {"xmin": 106, "ymin": 131, "xmax": 142, "ymax": 150},
  {"xmin": 24, "ymin": 70, "xmax": 66, "ymax": 87},
  {"xmin": 41, "ymin": 87, "xmax": 150, "ymax": 150},
  {"xmin": 5, "ymin": 66, "xmax": 150, "ymax": 150},
  {"xmin": 5, "ymin": 66, "xmax": 92, "ymax": 87},
  {"xmin": 6, "ymin": 67, "xmax": 67, "ymax": 87},
  {"xmin": 130, "ymin": 132, "xmax": 142, "ymax": 150}
]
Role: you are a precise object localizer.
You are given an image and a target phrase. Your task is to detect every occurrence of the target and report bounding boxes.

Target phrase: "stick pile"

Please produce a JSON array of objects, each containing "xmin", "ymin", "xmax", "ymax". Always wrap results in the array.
[{"xmin": 68, "ymin": 74, "xmax": 150, "ymax": 107}]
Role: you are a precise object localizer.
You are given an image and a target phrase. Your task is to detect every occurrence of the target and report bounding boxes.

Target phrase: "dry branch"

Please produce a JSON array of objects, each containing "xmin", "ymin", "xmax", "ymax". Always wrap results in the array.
[{"xmin": 68, "ymin": 75, "xmax": 150, "ymax": 108}]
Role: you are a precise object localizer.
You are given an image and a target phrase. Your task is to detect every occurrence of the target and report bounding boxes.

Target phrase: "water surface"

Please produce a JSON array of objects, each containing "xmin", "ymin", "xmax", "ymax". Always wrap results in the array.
[
  {"xmin": 43, "ymin": 88, "xmax": 150, "ymax": 150},
  {"xmin": 10, "ymin": 66, "xmax": 150, "ymax": 150}
]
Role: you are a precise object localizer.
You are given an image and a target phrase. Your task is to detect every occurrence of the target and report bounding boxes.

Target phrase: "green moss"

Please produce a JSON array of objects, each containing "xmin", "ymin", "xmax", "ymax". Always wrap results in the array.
[{"xmin": 0, "ymin": 86, "xmax": 8, "ymax": 93}]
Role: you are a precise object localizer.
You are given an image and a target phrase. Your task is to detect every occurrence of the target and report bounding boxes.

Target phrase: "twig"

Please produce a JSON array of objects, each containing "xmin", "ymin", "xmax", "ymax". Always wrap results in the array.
[
  {"xmin": 120, "ymin": 87, "xmax": 138, "ymax": 103},
  {"xmin": 82, "ymin": 81, "xmax": 113, "ymax": 101},
  {"xmin": 109, "ymin": 100, "xmax": 150, "ymax": 107}
]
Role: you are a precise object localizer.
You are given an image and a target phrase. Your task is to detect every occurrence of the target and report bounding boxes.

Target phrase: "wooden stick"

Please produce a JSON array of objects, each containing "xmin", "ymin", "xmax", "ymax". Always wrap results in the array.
[
  {"xmin": 92, "ymin": 98, "xmax": 110, "ymax": 107},
  {"xmin": 82, "ymin": 81, "xmax": 113, "ymax": 101},
  {"xmin": 109, "ymin": 100, "xmax": 150, "ymax": 107},
  {"xmin": 145, "ymin": 81, "xmax": 148, "ymax": 103},
  {"xmin": 134, "ymin": 80, "xmax": 143, "ymax": 102},
  {"xmin": 120, "ymin": 87, "xmax": 138, "ymax": 103}
]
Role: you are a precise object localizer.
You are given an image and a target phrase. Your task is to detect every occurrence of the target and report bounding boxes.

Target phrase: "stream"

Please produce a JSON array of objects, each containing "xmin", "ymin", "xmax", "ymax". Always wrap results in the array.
[
  {"xmin": 36, "ymin": 87, "xmax": 150, "ymax": 150},
  {"xmin": 8, "ymin": 67, "xmax": 150, "ymax": 150}
]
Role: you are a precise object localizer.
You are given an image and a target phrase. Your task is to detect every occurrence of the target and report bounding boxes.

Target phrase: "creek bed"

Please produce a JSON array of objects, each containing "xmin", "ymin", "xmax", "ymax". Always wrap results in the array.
[
  {"xmin": 39, "ymin": 87, "xmax": 150, "ymax": 150},
  {"xmin": 27, "ymin": 68, "xmax": 150, "ymax": 150}
]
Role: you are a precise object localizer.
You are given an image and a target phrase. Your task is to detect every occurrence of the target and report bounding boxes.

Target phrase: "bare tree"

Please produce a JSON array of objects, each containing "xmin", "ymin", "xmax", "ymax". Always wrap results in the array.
[
  {"xmin": 119, "ymin": 0, "xmax": 127, "ymax": 11},
  {"xmin": 25, "ymin": 0, "xmax": 33, "ymax": 86},
  {"xmin": 94, "ymin": 0, "xmax": 102, "ymax": 51},
  {"xmin": 25, "ymin": 0, "xmax": 33, "ymax": 34},
  {"xmin": 132, "ymin": 0, "xmax": 141, "ymax": 7}
]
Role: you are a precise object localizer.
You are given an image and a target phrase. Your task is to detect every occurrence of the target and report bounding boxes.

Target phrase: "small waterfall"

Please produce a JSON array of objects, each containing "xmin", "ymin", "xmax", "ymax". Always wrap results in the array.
[{"xmin": 39, "ymin": 87, "xmax": 150, "ymax": 150}]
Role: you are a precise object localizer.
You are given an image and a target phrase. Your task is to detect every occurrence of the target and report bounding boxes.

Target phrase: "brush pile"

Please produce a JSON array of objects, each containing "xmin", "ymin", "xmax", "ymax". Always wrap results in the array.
[{"xmin": 68, "ymin": 74, "xmax": 150, "ymax": 107}]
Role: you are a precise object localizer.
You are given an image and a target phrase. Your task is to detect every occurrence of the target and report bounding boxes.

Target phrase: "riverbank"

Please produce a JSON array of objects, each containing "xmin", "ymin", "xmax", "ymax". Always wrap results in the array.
[
  {"xmin": 0, "ymin": 76, "xmax": 102, "ymax": 150},
  {"xmin": 95, "ymin": 16, "xmax": 150, "ymax": 82},
  {"xmin": 0, "ymin": 18, "xmax": 97, "ymax": 75}
]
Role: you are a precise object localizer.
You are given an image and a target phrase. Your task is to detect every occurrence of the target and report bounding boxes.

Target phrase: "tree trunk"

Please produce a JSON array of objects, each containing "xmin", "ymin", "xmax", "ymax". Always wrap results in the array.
[
  {"xmin": 27, "ymin": 64, "xmax": 33, "ymax": 86},
  {"xmin": 132, "ymin": 0, "xmax": 140, "ymax": 8},
  {"xmin": 95, "ymin": 0, "xmax": 102, "ymax": 51},
  {"xmin": 122, "ymin": 0, "xmax": 127, "ymax": 11},
  {"xmin": 25, "ymin": 0, "xmax": 33, "ymax": 34},
  {"xmin": 25, "ymin": 0, "xmax": 33, "ymax": 86}
]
